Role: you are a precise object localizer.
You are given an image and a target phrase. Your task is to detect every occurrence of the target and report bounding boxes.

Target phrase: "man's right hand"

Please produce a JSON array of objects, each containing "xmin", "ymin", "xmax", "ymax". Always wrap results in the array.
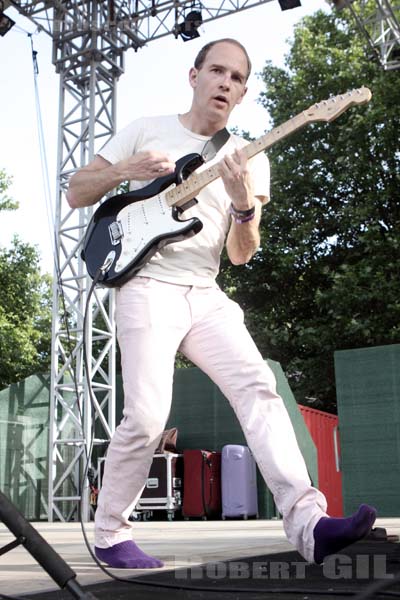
[
  {"xmin": 118, "ymin": 151, "xmax": 175, "ymax": 182},
  {"xmin": 66, "ymin": 151, "xmax": 175, "ymax": 209}
]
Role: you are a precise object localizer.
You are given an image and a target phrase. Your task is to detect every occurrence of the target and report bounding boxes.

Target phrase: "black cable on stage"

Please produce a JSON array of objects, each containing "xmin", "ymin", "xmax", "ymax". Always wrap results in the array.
[
  {"xmin": 7, "ymin": 12, "xmax": 399, "ymax": 600},
  {"xmin": 0, "ymin": 489, "xmax": 97, "ymax": 600},
  {"xmin": 77, "ymin": 270, "xmax": 400, "ymax": 599},
  {"xmin": 353, "ymin": 572, "xmax": 400, "ymax": 600},
  {"xmin": 1, "ymin": 258, "xmax": 397, "ymax": 600},
  {"xmin": 1, "ymin": 267, "xmax": 398, "ymax": 600},
  {"xmin": 3, "ymin": 583, "xmax": 400, "ymax": 598}
]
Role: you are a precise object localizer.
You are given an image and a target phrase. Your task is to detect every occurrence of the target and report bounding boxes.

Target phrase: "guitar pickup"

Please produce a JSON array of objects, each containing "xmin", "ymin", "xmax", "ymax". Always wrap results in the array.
[{"xmin": 108, "ymin": 220, "xmax": 124, "ymax": 246}]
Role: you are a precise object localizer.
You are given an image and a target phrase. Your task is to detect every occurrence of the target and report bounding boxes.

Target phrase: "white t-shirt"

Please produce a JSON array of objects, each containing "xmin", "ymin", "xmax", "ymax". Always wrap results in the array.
[{"xmin": 98, "ymin": 114, "xmax": 270, "ymax": 286}]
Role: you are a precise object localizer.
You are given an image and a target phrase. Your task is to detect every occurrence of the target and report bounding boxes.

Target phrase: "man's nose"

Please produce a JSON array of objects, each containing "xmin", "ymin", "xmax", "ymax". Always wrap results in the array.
[{"xmin": 219, "ymin": 74, "xmax": 231, "ymax": 90}]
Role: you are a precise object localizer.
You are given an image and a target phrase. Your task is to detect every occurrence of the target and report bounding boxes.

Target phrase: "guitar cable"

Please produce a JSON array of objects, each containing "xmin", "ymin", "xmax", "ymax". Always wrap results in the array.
[
  {"xmin": 1, "ymin": 256, "xmax": 390, "ymax": 600},
  {"xmin": 75, "ymin": 266, "xmax": 400, "ymax": 600},
  {"xmin": 6, "ymin": 63, "xmax": 395, "ymax": 595}
]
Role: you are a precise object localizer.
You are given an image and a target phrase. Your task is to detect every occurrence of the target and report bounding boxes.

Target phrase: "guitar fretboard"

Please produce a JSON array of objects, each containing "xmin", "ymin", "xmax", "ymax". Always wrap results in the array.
[
  {"xmin": 164, "ymin": 86, "xmax": 371, "ymax": 209},
  {"xmin": 164, "ymin": 110, "xmax": 309, "ymax": 208}
]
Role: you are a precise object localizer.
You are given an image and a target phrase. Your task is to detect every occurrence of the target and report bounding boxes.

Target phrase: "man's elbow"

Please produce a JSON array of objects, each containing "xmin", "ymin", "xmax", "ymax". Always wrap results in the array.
[
  {"xmin": 228, "ymin": 248, "xmax": 256, "ymax": 266},
  {"xmin": 66, "ymin": 188, "xmax": 79, "ymax": 209},
  {"xmin": 230, "ymin": 254, "xmax": 246, "ymax": 266}
]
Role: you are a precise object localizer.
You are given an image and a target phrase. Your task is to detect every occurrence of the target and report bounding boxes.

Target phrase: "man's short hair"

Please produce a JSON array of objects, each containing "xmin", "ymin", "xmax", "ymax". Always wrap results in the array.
[{"xmin": 194, "ymin": 38, "xmax": 252, "ymax": 81}]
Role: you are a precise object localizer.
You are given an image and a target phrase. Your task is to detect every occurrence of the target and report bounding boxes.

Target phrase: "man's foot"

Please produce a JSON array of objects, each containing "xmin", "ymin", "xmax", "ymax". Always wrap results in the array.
[
  {"xmin": 314, "ymin": 504, "xmax": 377, "ymax": 564},
  {"xmin": 95, "ymin": 540, "xmax": 164, "ymax": 569}
]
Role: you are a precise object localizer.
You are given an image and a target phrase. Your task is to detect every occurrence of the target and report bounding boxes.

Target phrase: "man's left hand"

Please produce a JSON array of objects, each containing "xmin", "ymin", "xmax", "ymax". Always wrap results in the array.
[{"xmin": 218, "ymin": 148, "xmax": 254, "ymax": 210}]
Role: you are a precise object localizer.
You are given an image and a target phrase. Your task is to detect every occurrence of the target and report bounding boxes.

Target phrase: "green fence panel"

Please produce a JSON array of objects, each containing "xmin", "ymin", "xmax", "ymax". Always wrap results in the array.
[
  {"xmin": 0, "ymin": 375, "xmax": 50, "ymax": 519},
  {"xmin": 335, "ymin": 344, "xmax": 400, "ymax": 516}
]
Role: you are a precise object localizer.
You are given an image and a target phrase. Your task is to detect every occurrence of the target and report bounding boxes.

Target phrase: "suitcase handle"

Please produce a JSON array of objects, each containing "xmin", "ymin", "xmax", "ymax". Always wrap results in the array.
[{"xmin": 201, "ymin": 452, "xmax": 216, "ymax": 518}]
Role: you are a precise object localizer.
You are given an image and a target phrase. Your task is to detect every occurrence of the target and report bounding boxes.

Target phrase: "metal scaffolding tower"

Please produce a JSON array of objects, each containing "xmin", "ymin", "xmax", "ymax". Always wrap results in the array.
[
  {"xmin": 331, "ymin": 0, "xmax": 400, "ymax": 70},
  {"xmin": 355, "ymin": 0, "xmax": 400, "ymax": 70},
  {"xmin": 6, "ymin": 0, "xmax": 398, "ymax": 523}
]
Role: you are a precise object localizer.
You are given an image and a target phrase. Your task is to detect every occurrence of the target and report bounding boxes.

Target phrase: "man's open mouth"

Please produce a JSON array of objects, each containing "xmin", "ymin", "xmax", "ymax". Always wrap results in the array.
[{"xmin": 214, "ymin": 95, "xmax": 228, "ymax": 105}]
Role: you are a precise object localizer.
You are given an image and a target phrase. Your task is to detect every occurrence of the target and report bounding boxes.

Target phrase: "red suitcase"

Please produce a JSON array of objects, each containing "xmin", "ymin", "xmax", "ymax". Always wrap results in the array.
[{"xmin": 182, "ymin": 449, "xmax": 222, "ymax": 519}]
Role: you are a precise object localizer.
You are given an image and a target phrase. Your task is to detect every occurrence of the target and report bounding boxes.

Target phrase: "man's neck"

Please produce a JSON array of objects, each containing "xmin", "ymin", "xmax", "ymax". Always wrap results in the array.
[{"xmin": 179, "ymin": 111, "xmax": 228, "ymax": 137}]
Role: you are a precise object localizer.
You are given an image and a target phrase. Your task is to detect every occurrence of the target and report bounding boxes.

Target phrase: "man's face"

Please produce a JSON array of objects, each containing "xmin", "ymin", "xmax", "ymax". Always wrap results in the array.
[{"xmin": 189, "ymin": 42, "xmax": 248, "ymax": 122}]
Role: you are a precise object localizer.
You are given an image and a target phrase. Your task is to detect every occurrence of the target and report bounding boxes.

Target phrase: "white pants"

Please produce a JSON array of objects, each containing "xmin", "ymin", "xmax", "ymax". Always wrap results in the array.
[{"xmin": 95, "ymin": 277, "xmax": 328, "ymax": 563}]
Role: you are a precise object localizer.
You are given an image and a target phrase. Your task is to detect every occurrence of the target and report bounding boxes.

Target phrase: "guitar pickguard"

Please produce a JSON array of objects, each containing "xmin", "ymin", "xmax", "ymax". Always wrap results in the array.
[
  {"xmin": 113, "ymin": 191, "xmax": 190, "ymax": 273},
  {"xmin": 82, "ymin": 152, "xmax": 204, "ymax": 286}
]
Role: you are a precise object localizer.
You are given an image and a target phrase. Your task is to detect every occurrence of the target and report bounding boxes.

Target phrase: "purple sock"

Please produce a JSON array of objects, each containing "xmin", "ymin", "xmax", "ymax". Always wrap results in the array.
[
  {"xmin": 95, "ymin": 540, "xmax": 164, "ymax": 569},
  {"xmin": 313, "ymin": 504, "xmax": 377, "ymax": 564}
]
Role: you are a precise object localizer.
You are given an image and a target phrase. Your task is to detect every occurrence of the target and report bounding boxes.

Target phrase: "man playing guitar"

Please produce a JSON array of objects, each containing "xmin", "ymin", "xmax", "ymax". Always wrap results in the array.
[{"xmin": 67, "ymin": 38, "xmax": 376, "ymax": 569}]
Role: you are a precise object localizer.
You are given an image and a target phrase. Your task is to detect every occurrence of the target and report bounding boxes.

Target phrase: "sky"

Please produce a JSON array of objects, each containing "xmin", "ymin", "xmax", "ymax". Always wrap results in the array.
[{"xmin": 0, "ymin": 0, "xmax": 329, "ymax": 274}]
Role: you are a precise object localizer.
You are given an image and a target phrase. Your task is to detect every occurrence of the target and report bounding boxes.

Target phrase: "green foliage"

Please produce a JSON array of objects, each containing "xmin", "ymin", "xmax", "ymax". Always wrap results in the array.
[
  {"xmin": 0, "ymin": 169, "xmax": 18, "ymax": 212},
  {"xmin": 218, "ymin": 7, "xmax": 400, "ymax": 412},
  {"xmin": 0, "ymin": 171, "xmax": 52, "ymax": 389},
  {"xmin": 0, "ymin": 239, "xmax": 53, "ymax": 389}
]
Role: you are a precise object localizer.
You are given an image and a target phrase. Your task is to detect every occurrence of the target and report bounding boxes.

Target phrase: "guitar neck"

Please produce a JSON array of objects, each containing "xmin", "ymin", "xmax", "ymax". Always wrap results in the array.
[
  {"xmin": 166, "ymin": 110, "xmax": 309, "ymax": 209},
  {"xmin": 157, "ymin": 87, "xmax": 372, "ymax": 208}
]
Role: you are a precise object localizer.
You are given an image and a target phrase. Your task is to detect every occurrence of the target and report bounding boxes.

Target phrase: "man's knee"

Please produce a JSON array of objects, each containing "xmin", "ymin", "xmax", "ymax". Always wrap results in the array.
[{"xmin": 117, "ymin": 411, "xmax": 168, "ymax": 446}]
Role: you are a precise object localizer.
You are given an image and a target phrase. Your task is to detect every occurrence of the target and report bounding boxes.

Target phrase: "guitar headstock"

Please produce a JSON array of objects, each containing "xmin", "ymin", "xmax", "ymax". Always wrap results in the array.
[{"xmin": 304, "ymin": 87, "xmax": 372, "ymax": 122}]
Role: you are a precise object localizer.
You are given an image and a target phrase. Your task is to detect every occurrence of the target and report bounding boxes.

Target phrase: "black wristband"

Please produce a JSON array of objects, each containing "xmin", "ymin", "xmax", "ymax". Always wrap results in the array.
[{"xmin": 230, "ymin": 203, "xmax": 256, "ymax": 218}]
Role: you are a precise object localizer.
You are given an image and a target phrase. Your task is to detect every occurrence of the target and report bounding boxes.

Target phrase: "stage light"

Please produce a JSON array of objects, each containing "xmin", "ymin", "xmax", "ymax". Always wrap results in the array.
[
  {"xmin": 0, "ymin": 0, "xmax": 15, "ymax": 37},
  {"xmin": 278, "ymin": 0, "xmax": 301, "ymax": 10},
  {"xmin": 0, "ymin": 12, "xmax": 14, "ymax": 36},
  {"xmin": 176, "ymin": 9, "xmax": 203, "ymax": 42}
]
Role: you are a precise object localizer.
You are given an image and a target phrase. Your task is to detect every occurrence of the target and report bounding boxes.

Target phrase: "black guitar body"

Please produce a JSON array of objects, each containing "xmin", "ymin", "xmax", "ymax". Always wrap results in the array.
[{"xmin": 82, "ymin": 153, "xmax": 204, "ymax": 287}]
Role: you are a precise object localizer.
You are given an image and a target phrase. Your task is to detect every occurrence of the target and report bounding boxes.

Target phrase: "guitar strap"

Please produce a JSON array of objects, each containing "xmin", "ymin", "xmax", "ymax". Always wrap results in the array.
[{"xmin": 201, "ymin": 127, "xmax": 230, "ymax": 163}]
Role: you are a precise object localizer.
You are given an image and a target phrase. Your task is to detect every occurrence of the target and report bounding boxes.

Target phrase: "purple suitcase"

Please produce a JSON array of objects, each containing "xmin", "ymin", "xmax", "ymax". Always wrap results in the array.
[{"xmin": 221, "ymin": 444, "xmax": 258, "ymax": 519}]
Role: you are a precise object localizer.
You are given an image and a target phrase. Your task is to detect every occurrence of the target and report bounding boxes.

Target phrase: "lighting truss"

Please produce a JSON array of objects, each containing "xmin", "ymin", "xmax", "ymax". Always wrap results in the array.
[
  {"xmin": 329, "ymin": 0, "xmax": 400, "ymax": 70},
  {"xmin": 48, "ymin": 63, "xmax": 118, "ymax": 522},
  {"xmin": 7, "ymin": 0, "xmax": 281, "ymax": 44},
  {"xmin": 354, "ymin": 0, "xmax": 400, "ymax": 70}
]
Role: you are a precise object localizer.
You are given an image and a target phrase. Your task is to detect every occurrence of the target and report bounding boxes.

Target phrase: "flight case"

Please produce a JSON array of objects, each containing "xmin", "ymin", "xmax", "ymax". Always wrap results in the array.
[{"xmin": 135, "ymin": 451, "xmax": 183, "ymax": 520}]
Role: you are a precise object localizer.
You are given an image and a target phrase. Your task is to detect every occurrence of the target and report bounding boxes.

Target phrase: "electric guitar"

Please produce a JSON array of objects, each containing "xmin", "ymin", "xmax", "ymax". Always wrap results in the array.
[{"xmin": 81, "ymin": 87, "xmax": 372, "ymax": 287}]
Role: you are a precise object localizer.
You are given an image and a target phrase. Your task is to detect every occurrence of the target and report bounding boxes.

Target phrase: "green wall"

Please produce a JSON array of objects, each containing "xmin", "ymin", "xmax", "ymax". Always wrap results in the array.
[
  {"xmin": 0, "ymin": 375, "xmax": 50, "ymax": 520},
  {"xmin": 335, "ymin": 343, "xmax": 400, "ymax": 516},
  {"xmin": 0, "ymin": 361, "xmax": 317, "ymax": 520}
]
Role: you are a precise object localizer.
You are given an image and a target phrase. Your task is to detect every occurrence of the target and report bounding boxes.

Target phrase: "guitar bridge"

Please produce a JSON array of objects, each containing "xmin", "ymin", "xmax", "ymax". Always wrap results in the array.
[{"xmin": 108, "ymin": 220, "xmax": 123, "ymax": 246}]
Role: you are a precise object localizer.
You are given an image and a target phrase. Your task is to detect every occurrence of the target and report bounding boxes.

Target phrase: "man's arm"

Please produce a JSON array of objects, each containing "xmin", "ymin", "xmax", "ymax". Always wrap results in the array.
[
  {"xmin": 219, "ymin": 148, "xmax": 266, "ymax": 265},
  {"xmin": 66, "ymin": 151, "xmax": 175, "ymax": 209},
  {"xmin": 226, "ymin": 197, "xmax": 263, "ymax": 265}
]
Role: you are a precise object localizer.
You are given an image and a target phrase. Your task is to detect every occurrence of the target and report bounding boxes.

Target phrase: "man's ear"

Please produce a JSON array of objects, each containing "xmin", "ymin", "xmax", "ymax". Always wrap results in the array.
[
  {"xmin": 236, "ymin": 86, "xmax": 248, "ymax": 105},
  {"xmin": 189, "ymin": 67, "xmax": 198, "ymax": 89}
]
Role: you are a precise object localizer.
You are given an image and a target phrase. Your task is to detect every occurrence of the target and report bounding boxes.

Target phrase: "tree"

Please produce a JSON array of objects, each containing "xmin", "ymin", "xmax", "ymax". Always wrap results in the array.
[
  {"xmin": 0, "ymin": 169, "xmax": 18, "ymax": 212},
  {"xmin": 0, "ymin": 171, "xmax": 52, "ymax": 389},
  {"xmin": 218, "ymin": 6, "xmax": 400, "ymax": 411}
]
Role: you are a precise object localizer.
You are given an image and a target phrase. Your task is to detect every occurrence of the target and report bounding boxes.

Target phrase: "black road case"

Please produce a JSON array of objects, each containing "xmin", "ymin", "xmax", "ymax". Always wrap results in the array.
[{"xmin": 135, "ymin": 452, "xmax": 183, "ymax": 520}]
